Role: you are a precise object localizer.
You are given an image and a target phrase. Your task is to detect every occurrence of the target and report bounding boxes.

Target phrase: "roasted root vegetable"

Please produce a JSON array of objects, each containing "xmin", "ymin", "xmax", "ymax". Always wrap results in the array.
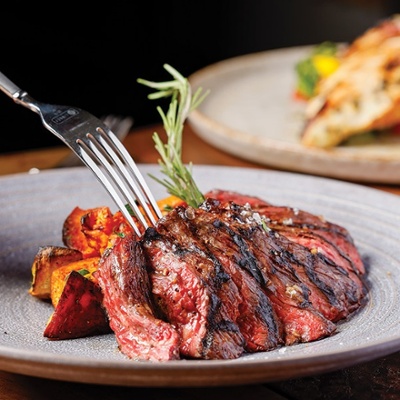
[
  {"xmin": 62, "ymin": 206, "xmax": 126, "ymax": 258},
  {"xmin": 29, "ymin": 246, "xmax": 83, "ymax": 299},
  {"xmin": 44, "ymin": 271, "xmax": 110, "ymax": 340},
  {"xmin": 157, "ymin": 195, "xmax": 186, "ymax": 215},
  {"xmin": 50, "ymin": 257, "xmax": 100, "ymax": 307}
]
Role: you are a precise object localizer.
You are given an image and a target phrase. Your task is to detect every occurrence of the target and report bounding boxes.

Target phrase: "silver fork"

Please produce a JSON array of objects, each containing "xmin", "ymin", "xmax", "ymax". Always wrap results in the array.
[
  {"xmin": 56, "ymin": 114, "xmax": 134, "ymax": 168},
  {"xmin": 0, "ymin": 71, "xmax": 162, "ymax": 236}
]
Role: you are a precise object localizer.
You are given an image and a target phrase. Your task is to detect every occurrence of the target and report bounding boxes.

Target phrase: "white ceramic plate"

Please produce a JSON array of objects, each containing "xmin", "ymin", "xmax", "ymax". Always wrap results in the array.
[
  {"xmin": 188, "ymin": 46, "xmax": 400, "ymax": 184},
  {"xmin": 1, "ymin": 166, "xmax": 400, "ymax": 387}
]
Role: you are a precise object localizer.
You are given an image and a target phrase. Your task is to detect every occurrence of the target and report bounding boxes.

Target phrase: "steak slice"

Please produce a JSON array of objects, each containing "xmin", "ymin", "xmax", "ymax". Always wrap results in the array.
[
  {"xmin": 142, "ymin": 228, "xmax": 245, "ymax": 360},
  {"xmin": 205, "ymin": 189, "xmax": 365, "ymax": 276},
  {"xmin": 205, "ymin": 189, "xmax": 272, "ymax": 209},
  {"xmin": 268, "ymin": 226, "xmax": 367, "ymax": 302},
  {"xmin": 96, "ymin": 232, "xmax": 180, "ymax": 361},
  {"xmin": 255, "ymin": 204, "xmax": 365, "ymax": 276},
  {"xmin": 156, "ymin": 206, "xmax": 283, "ymax": 352},
  {"xmin": 266, "ymin": 229, "xmax": 364, "ymax": 319}
]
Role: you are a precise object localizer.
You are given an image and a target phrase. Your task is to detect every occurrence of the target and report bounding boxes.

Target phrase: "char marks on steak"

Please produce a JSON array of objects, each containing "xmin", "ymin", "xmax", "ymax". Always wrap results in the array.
[
  {"xmin": 205, "ymin": 190, "xmax": 367, "ymax": 313},
  {"xmin": 96, "ymin": 232, "xmax": 180, "ymax": 361},
  {"xmin": 198, "ymin": 199, "xmax": 340, "ymax": 344},
  {"xmin": 205, "ymin": 189, "xmax": 365, "ymax": 276},
  {"xmin": 155, "ymin": 206, "xmax": 283, "ymax": 352},
  {"xmin": 143, "ymin": 228, "xmax": 245, "ymax": 359},
  {"xmin": 256, "ymin": 204, "xmax": 365, "ymax": 276}
]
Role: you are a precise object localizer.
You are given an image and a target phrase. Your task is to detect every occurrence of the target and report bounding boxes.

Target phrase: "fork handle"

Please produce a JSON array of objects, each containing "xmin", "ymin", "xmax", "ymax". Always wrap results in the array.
[
  {"xmin": 0, "ymin": 71, "xmax": 41, "ymax": 114},
  {"xmin": 0, "ymin": 71, "xmax": 25, "ymax": 99}
]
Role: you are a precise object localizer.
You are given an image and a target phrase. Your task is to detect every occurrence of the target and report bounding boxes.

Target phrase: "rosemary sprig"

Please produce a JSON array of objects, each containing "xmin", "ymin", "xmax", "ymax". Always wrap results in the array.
[{"xmin": 137, "ymin": 64, "xmax": 209, "ymax": 208}]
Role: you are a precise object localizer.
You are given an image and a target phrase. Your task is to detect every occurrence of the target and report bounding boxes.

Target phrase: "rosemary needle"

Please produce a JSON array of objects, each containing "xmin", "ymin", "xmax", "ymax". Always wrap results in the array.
[{"xmin": 138, "ymin": 64, "xmax": 209, "ymax": 208}]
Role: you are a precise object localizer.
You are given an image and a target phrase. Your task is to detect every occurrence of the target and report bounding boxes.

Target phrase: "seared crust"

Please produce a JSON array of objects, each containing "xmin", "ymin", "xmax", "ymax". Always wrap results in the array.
[{"xmin": 301, "ymin": 15, "xmax": 400, "ymax": 148}]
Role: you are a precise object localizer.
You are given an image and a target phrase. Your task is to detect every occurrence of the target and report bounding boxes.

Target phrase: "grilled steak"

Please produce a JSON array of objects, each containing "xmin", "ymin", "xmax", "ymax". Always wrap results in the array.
[
  {"xmin": 206, "ymin": 189, "xmax": 365, "ymax": 276},
  {"xmin": 254, "ymin": 204, "xmax": 365, "ymax": 276},
  {"xmin": 155, "ymin": 206, "xmax": 283, "ymax": 352},
  {"xmin": 205, "ymin": 191, "xmax": 367, "ymax": 317},
  {"xmin": 96, "ymin": 189, "xmax": 367, "ymax": 361},
  {"xmin": 197, "ymin": 199, "xmax": 342, "ymax": 343},
  {"xmin": 96, "ymin": 232, "xmax": 180, "ymax": 361},
  {"xmin": 142, "ymin": 228, "xmax": 246, "ymax": 359}
]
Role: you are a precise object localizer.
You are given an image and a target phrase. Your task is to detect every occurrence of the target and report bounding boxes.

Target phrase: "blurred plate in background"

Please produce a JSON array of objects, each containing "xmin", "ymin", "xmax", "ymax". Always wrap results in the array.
[{"xmin": 188, "ymin": 46, "xmax": 400, "ymax": 184}]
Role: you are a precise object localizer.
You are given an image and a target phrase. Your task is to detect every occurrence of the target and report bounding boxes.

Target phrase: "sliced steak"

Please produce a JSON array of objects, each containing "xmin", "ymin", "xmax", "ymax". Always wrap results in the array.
[
  {"xmin": 95, "ymin": 189, "xmax": 367, "ymax": 361},
  {"xmin": 205, "ymin": 200, "xmax": 346, "ymax": 341},
  {"xmin": 142, "ymin": 228, "xmax": 245, "ymax": 360},
  {"xmin": 205, "ymin": 189, "xmax": 365, "ymax": 276},
  {"xmin": 96, "ymin": 232, "xmax": 180, "ymax": 361},
  {"xmin": 256, "ymin": 204, "xmax": 365, "ymax": 276},
  {"xmin": 166, "ymin": 200, "xmax": 337, "ymax": 345},
  {"xmin": 206, "ymin": 200, "xmax": 365, "ymax": 318},
  {"xmin": 156, "ymin": 206, "xmax": 283, "ymax": 352},
  {"xmin": 269, "ymin": 225, "xmax": 367, "ymax": 301},
  {"xmin": 205, "ymin": 189, "xmax": 272, "ymax": 209}
]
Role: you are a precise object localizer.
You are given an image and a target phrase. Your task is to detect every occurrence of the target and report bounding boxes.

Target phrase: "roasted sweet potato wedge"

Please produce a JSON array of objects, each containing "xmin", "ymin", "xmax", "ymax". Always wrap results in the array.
[
  {"xmin": 29, "ymin": 246, "xmax": 83, "ymax": 299},
  {"xmin": 157, "ymin": 195, "xmax": 186, "ymax": 215},
  {"xmin": 62, "ymin": 206, "xmax": 112, "ymax": 258},
  {"xmin": 62, "ymin": 206, "xmax": 94, "ymax": 257},
  {"xmin": 50, "ymin": 257, "xmax": 100, "ymax": 307},
  {"xmin": 44, "ymin": 270, "xmax": 110, "ymax": 340},
  {"xmin": 62, "ymin": 206, "xmax": 134, "ymax": 258}
]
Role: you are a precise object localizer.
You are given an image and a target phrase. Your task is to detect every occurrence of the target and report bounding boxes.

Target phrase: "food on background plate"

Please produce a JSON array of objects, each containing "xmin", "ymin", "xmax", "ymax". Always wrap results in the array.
[
  {"xmin": 29, "ymin": 66, "xmax": 368, "ymax": 361},
  {"xmin": 294, "ymin": 41, "xmax": 341, "ymax": 100},
  {"xmin": 296, "ymin": 15, "xmax": 400, "ymax": 148}
]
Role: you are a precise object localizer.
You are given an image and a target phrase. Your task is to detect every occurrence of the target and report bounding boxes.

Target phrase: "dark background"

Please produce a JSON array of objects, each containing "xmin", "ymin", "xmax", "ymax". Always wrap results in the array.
[{"xmin": 1, "ymin": 0, "xmax": 398, "ymax": 153}]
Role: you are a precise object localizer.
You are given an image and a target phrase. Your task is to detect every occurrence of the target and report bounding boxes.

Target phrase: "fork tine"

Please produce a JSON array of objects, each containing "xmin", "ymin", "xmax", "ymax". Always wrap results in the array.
[
  {"xmin": 77, "ymin": 139, "xmax": 144, "ymax": 236},
  {"xmin": 77, "ymin": 126, "xmax": 162, "ymax": 234},
  {"xmin": 97, "ymin": 127, "xmax": 163, "ymax": 222},
  {"xmin": 55, "ymin": 115, "xmax": 134, "ymax": 168}
]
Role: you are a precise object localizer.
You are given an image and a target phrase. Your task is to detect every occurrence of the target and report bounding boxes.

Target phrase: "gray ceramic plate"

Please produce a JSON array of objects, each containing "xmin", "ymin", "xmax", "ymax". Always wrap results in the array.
[
  {"xmin": 188, "ymin": 46, "xmax": 400, "ymax": 183},
  {"xmin": 1, "ymin": 165, "xmax": 400, "ymax": 387}
]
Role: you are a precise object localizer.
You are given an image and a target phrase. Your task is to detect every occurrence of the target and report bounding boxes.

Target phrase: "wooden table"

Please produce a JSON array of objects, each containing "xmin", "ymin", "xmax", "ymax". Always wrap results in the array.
[{"xmin": 1, "ymin": 124, "xmax": 400, "ymax": 399}]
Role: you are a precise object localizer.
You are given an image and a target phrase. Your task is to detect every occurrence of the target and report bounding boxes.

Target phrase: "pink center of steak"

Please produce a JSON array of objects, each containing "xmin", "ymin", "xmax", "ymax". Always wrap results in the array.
[
  {"xmin": 96, "ymin": 233, "xmax": 180, "ymax": 361},
  {"xmin": 143, "ymin": 229, "xmax": 245, "ymax": 359}
]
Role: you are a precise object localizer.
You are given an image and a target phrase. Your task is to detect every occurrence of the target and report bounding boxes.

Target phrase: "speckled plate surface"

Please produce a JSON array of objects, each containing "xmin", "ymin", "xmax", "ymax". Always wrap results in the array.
[
  {"xmin": 188, "ymin": 46, "xmax": 400, "ymax": 184},
  {"xmin": 1, "ymin": 165, "xmax": 400, "ymax": 387}
]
